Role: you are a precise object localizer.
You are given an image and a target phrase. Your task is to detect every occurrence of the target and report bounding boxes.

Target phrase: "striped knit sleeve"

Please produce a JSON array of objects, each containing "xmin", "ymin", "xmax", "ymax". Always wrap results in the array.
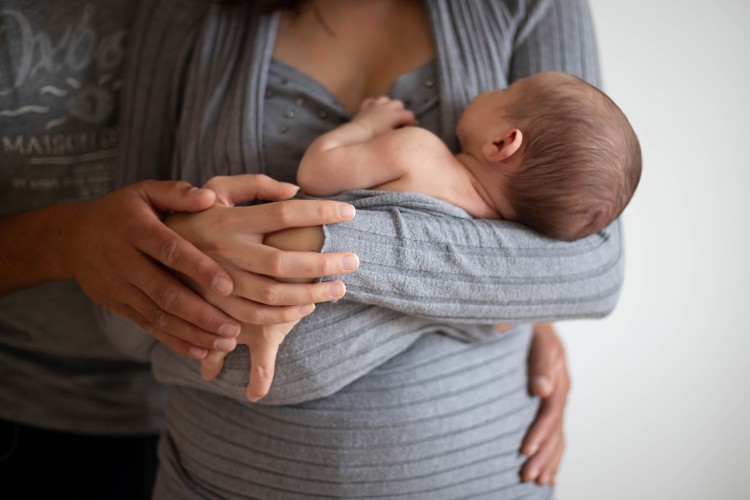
[{"xmin": 321, "ymin": 191, "xmax": 623, "ymax": 324}]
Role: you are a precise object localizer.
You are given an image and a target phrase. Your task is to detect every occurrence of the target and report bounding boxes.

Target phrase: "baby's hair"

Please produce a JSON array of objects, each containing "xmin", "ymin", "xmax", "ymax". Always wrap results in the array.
[{"xmin": 502, "ymin": 73, "xmax": 641, "ymax": 241}]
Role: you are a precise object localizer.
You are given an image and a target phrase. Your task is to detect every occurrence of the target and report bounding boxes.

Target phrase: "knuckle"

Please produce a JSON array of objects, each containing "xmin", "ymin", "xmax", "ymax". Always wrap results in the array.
[
  {"xmin": 158, "ymin": 238, "xmax": 182, "ymax": 267},
  {"xmin": 136, "ymin": 317, "xmax": 155, "ymax": 333},
  {"xmin": 259, "ymin": 284, "xmax": 280, "ymax": 305},
  {"xmin": 255, "ymin": 365, "xmax": 275, "ymax": 382},
  {"xmin": 267, "ymin": 252, "xmax": 286, "ymax": 276},
  {"xmin": 147, "ymin": 307, "xmax": 168, "ymax": 330},
  {"xmin": 243, "ymin": 308, "xmax": 263, "ymax": 325},
  {"xmin": 321, "ymin": 256, "xmax": 337, "ymax": 276},
  {"xmin": 316, "ymin": 201, "xmax": 330, "ymax": 220},
  {"xmin": 154, "ymin": 286, "xmax": 180, "ymax": 311},
  {"xmin": 271, "ymin": 202, "xmax": 293, "ymax": 225}
]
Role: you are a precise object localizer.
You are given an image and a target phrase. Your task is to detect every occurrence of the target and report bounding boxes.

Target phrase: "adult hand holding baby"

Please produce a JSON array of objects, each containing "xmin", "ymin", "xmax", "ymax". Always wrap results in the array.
[{"xmin": 167, "ymin": 174, "xmax": 359, "ymax": 400}]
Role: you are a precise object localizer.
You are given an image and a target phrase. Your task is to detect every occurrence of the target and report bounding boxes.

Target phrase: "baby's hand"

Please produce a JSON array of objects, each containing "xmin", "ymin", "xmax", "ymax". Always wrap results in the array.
[
  {"xmin": 353, "ymin": 96, "xmax": 415, "ymax": 135},
  {"xmin": 200, "ymin": 319, "xmax": 301, "ymax": 402}
]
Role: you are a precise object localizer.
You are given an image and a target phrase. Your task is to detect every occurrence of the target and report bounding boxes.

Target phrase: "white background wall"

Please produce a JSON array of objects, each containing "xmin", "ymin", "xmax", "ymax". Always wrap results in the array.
[{"xmin": 556, "ymin": 1, "xmax": 750, "ymax": 499}]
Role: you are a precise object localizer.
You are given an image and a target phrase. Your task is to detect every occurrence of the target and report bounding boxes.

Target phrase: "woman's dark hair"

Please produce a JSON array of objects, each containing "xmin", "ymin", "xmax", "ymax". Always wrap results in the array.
[{"xmin": 213, "ymin": 0, "xmax": 305, "ymax": 12}]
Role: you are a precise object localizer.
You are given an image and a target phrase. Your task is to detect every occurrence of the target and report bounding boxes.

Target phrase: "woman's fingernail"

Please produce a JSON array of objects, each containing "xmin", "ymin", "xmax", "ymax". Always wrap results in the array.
[
  {"xmin": 214, "ymin": 338, "xmax": 236, "ymax": 351},
  {"xmin": 328, "ymin": 282, "xmax": 345, "ymax": 297},
  {"xmin": 219, "ymin": 324, "xmax": 240, "ymax": 337},
  {"xmin": 299, "ymin": 303, "xmax": 315, "ymax": 315},
  {"xmin": 524, "ymin": 442, "xmax": 539, "ymax": 456},
  {"xmin": 337, "ymin": 204, "xmax": 356, "ymax": 219},
  {"xmin": 213, "ymin": 276, "xmax": 233, "ymax": 295},
  {"xmin": 527, "ymin": 468, "xmax": 539, "ymax": 481},
  {"xmin": 342, "ymin": 254, "xmax": 360, "ymax": 271}
]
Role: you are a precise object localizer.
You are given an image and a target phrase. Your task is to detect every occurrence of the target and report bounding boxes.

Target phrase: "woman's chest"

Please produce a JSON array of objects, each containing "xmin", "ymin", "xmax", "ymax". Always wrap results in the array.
[
  {"xmin": 262, "ymin": 59, "xmax": 440, "ymax": 183},
  {"xmin": 272, "ymin": 0, "xmax": 435, "ymax": 113}
]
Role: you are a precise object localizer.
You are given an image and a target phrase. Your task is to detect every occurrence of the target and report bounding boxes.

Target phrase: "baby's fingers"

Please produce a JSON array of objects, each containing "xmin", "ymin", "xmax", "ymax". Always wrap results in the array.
[
  {"xmin": 246, "ymin": 321, "xmax": 299, "ymax": 402},
  {"xmin": 201, "ymin": 349, "xmax": 230, "ymax": 380},
  {"xmin": 246, "ymin": 341, "xmax": 281, "ymax": 402}
]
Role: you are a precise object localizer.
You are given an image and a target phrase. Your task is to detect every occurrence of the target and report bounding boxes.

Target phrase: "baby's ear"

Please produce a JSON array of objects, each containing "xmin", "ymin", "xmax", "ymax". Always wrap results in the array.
[{"xmin": 483, "ymin": 129, "xmax": 523, "ymax": 163}]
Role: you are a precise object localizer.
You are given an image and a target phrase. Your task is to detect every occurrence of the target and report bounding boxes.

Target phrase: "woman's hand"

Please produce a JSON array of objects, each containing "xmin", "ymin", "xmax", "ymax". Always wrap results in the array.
[
  {"xmin": 166, "ymin": 175, "xmax": 359, "ymax": 326},
  {"xmin": 521, "ymin": 322, "xmax": 570, "ymax": 485}
]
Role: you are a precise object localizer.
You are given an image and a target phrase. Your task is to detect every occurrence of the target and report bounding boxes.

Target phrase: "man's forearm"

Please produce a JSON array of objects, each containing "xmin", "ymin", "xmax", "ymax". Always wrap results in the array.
[{"xmin": 0, "ymin": 203, "xmax": 81, "ymax": 295}]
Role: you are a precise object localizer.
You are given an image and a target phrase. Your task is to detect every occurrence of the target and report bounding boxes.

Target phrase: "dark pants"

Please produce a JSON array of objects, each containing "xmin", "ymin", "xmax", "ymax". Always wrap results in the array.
[{"xmin": 0, "ymin": 418, "xmax": 158, "ymax": 500}]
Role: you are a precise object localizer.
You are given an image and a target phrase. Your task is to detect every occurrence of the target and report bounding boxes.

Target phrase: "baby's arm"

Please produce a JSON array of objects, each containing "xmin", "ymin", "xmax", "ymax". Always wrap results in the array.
[{"xmin": 297, "ymin": 97, "xmax": 415, "ymax": 196}]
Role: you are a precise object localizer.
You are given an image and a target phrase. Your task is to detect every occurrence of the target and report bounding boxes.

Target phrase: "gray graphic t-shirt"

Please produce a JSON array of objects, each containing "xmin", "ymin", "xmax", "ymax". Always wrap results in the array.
[
  {"xmin": 0, "ymin": 1, "xmax": 127, "ymax": 211},
  {"xmin": 0, "ymin": 1, "xmax": 165, "ymax": 435}
]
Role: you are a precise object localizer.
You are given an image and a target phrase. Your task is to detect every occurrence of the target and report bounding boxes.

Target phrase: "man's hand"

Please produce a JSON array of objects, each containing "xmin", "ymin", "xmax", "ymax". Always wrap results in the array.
[
  {"xmin": 521, "ymin": 322, "xmax": 570, "ymax": 485},
  {"xmin": 58, "ymin": 180, "xmax": 243, "ymax": 359},
  {"xmin": 166, "ymin": 174, "xmax": 359, "ymax": 327}
]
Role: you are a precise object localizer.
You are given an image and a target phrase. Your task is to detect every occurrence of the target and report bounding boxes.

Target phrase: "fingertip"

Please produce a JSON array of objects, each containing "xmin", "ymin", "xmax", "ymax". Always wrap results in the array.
[
  {"xmin": 212, "ymin": 275, "xmax": 234, "ymax": 296},
  {"xmin": 342, "ymin": 253, "xmax": 359, "ymax": 272},
  {"xmin": 337, "ymin": 204, "xmax": 356, "ymax": 220},
  {"xmin": 218, "ymin": 323, "xmax": 240, "ymax": 338},
  {"xmin": 299, "ymin": 303, "xmax": 315, "ymax": 316},
  {"xmin": 328, "ymin": 281, "xmax": 346, "ymax": 299},
  {"xmin": 280, "ymin": 182, "xmax": 301, "ymax": 195},
  {"xmin": 246, "ymin": 386, "xmax": 265, "ymax": 403},
  {"xmin": 525, "ymin": 467, "xmax": 540, "ymax": 483},
  {"xmin": 189, "ymin": 187, "xmax": 217, "ymax": 206},
  {"xmin": 214, "ymin": 337, "xmax": 236, "ymax": 352},
  {"xmin": 523, "ymin": 442, "xmax": 539, "ymax": 457},
  {"xmin": 189, "ymin": 346, "xmax": 209, "ymax": 359},
  {"xmin": 190, "ymin": 186, "xmax": 213, "ymax": 196}
]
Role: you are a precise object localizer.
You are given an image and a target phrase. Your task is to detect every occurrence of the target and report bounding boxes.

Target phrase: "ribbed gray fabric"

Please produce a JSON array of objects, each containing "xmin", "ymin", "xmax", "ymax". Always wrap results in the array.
[{"xmin": 113, "ymin": 0, "xmax": 620, "ymax": 497}]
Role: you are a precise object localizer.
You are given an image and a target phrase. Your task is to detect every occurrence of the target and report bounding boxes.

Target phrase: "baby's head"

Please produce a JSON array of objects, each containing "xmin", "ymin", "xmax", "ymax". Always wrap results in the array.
[{"xmin": 457, "ymin": 72, "xmax": 641, "ymax": 241}]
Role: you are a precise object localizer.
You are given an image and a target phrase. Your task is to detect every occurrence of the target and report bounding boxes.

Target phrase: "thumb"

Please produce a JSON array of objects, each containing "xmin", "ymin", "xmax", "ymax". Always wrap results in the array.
[
  {"xmin": 528, "ymin": 323, "xmax": 561, "ymax": 398},
  {"xmin": 138, "ymin": 180, "xmax": 216, "ymax": 213},
  {"xmin": 203, "ymin": 174, "xmax": 300, "ymax": 207}
]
